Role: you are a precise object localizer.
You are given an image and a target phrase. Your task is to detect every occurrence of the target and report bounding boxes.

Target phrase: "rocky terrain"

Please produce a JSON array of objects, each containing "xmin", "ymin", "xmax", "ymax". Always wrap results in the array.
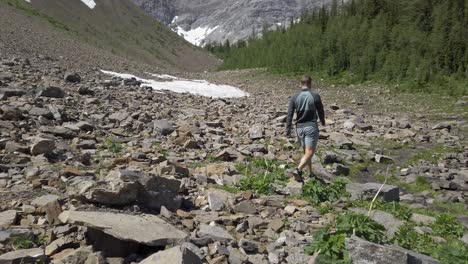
[
  {"xmin": 132, "ymin": 0, "xmax": 329, "ymax": 46},
  {"xmin": 0, "ymin": 50, "xmax": 467, "ymax": 264}
]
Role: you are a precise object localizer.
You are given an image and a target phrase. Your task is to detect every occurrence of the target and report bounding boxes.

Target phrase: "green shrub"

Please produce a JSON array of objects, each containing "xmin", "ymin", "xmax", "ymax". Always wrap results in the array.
[
  {"xmin": 432, "ymin": 241, "xmax": 468, "ymax": 264},
  {"xmin": 431, "ymin": 213, "xmax": 465, "ymax": 239},
  {"xmin": 395, "ymin": 219, "xmax": 468, "ymax": 264},
  {"xmin": 103, "ymin": 138, "xmax": 123, "ymax": 155},
  {"xmin": 302, "ymin": 177, "xmax": 348, "ymax": 206},
  {"xmin": 305, "ymin": 212, "xmax": 385, "ymax": 263},
  {"xmin": 395, "ymin": 222, "xmax": 436, "ymax": 255},
  {"xmin": 336, "ymin": 212, "xmax": 386, "ymax": 243},
  {"xmin": 237, "ymin": 158, "xmax": 288, "ymax": 194}
]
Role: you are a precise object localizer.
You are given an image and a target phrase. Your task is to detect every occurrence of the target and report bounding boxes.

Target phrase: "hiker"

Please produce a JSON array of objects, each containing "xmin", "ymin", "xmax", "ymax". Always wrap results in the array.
[{"xmin": 286, "ymin": 75, "xmax": 325, "ymax": 182}]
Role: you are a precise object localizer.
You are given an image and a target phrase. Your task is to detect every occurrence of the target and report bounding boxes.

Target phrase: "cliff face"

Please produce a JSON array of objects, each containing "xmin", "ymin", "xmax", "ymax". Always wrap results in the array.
[{"xmin": 132, "ymin": 0, "xmax": 329, "ymax": 46}]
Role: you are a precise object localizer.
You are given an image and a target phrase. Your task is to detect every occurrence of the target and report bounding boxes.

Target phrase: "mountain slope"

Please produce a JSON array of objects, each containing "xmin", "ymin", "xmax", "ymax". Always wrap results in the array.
[
  {"xmin": 1, "ymin": 0, "xmax": 218, "ymax": 71},
  {"xmin": 132, "ymin": 0, "xmax": 329, "ymax": 46}
]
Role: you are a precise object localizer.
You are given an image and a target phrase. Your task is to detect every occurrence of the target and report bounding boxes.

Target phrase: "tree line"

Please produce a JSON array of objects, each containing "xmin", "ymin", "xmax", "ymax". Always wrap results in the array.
[{"xmin": 206, "ymin": 0, "xmax": 467, "ymax": 95}]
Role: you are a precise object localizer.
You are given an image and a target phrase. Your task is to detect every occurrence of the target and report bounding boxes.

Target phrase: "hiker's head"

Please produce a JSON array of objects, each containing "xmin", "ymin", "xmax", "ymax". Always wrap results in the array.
[{"xmin": 301, "ymin": 75, "xmax": 312, "ymax": 88}]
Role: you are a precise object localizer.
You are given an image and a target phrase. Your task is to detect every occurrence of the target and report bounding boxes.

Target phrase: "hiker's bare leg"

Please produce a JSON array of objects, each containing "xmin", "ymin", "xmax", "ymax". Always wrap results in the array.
[{"xmin": 298, "ymin": 146, "xmax": 314, "ymax": 171}]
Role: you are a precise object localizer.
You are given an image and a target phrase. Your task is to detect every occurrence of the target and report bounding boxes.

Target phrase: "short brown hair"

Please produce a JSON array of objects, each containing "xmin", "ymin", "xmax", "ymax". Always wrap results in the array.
[{"xmin": 301, "ymin": 75, "xmax": 312, "ymax": 86}]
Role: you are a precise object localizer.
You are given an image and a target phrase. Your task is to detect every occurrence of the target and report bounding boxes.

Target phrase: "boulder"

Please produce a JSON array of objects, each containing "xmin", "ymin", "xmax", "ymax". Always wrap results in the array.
[
  {"xmin": 330, "ymin": 132, "xmax": 353, "ymax": 149},
  {"xmin": 30, "ymin": 138, "xmax": 55, "ymax": 156},
  {"xmin": 249, "ymin": 124, "xmax": 264, "ymax": 140},
  {"xmin": 0, "ymin": 210, "xmax": 17, "ymax": 228},
  {"xmin": 410, "ymin": 214, "xmax": 436, "ymax": 226},
  {"xmin": 37, "ymin": 86, "xmax": 64, "ymax": 98},
  {"xmin": 345, "ymin": 235, "xmax": 440, "ymax": 264},
  {"xmin": 31, "ymin": 194, "xmax": 62, "ymax": 225},
  {"xmin": 64, "ymin": 72, "xmax": 81, "ymax": 83},
  {"xmin": 154, "ymin": 119, "xmax": 176, "ymax": 135},
  {"xmin": 197, "ymin": 224, "xmax": 234, "ymax": 242},
  {"xmin": 0, "ymin": 248, "xmax": 45, "ymax": 264},
  {"xmin": 346, "ymin": 182, "xmax": 399, "ymax": 202},
  {"xmin": 140, "ymin": 246, "xmax": 202, "ymax": 264},
  {"xmin": 59, "ymin": 211, "xmax": 187, "ymax": 247},
  {"xmin": 207, "ymin": 192, "xmax": 225, "ymax": 211},
  {"xmin": 51, "ymin": 247, "xmax": 92, "ymax": 264}
]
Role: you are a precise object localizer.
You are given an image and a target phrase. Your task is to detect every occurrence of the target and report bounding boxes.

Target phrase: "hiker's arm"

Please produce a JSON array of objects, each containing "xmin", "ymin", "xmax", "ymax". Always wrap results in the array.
[
  {"xmin": 286, "ymin": 96, "xmax": 295, "ymax": 137},
  {"xmin": 315, "ymin": 94, "xmax": 325, "ymax": 126}
]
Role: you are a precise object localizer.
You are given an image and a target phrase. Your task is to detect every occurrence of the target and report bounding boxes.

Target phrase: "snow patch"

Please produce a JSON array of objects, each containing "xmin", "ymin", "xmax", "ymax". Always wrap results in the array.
[
  {"xmin": 175, "ymin": 26, "xmax": 218, "ymax": 46},
  {"xmin": 24, "ymin": 0, "xmax": 31, "ymax": 3},
  {"xmin": 80, "ymin": 0, "xmax": 96, "ymax": 9},
  {"xmin": 101, "ymin": 70, "xmax": 249, "ymax": 98}
]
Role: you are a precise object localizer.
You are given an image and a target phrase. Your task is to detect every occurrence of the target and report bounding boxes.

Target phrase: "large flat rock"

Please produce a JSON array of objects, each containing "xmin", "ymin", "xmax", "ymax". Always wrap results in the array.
[
  {"xmin": 0, "ymin": 210, "xmax": 17, "ymax": 229},
  {"xmin": 345, "ymin": 235, "xmax": 440, "ymax": 264},
  {"xmin": 346, "ymin": 182, "xmax": 399, "ymax": 202},
  {"xmin": 59, "ymin": 211, "xmax": 187, "ymax": 246},
  {"xmin": 140, "ymin": 245, "xmax": 202, "ymax": 264},
  {"xmin": 0, "ymin": 248, "xmax": 45, "ymax": 264}
]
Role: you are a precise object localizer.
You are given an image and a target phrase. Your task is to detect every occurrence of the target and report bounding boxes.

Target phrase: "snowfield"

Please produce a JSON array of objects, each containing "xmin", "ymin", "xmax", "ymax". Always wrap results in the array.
[
  {"xmin": 81, "ymin": 0, "xmax": 96, "ymax": 9},
  {"xmin": 101, "ymin": 70, "xmax": 249, "ymax": 98},
  {"xmin": 175, "ymin": 26, "xmax": 218, "ymax": 46}
]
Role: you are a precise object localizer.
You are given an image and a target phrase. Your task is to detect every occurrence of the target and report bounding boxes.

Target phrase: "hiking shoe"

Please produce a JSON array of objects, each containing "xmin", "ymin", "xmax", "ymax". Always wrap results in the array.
[{"xmin": 292, "ymin": 168, "xmax": 304, "ymax": 182}]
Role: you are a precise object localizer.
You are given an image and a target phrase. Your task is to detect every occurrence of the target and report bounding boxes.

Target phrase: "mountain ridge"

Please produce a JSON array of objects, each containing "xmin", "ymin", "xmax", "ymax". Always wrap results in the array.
[{"xmin": 132, "ymin": 0, "xmax": 330, "ymax": 46}]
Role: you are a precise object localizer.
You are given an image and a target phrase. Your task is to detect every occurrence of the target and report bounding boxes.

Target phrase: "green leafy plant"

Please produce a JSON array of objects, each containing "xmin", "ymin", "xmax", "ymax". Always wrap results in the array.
[
  {"xmin": 11, "ymin": 237, "xmax": 34, "ymax": 249},
  {"xmin": 306, "ymin": 212, "xmax": 385, "ymax": 263},
  {"xmin": 103, "ymin": 138, "xmax": 123, "ymax": 155},
  {"xmin": 302, "ymin": 177, "xmax": 348, "ymax": 206},
  {"xmin": 237, "ymin": 158, "xmax": 288, "ymax": 195},
  {"xmin": 336, "ymin": 212, "xmax": 386, "ymax": 243},
  {"xmin": 306, "ymin": 228, "xmax": 350, "ymax": 263},
  {"xmin": 432, "ymin": 241, "xmax": 468, "ymax": 264},
  {"xmin": 431, "ymin": 213, "xmax": 465, "ymax": 239},
  {"xmin": 395, "ymin": 222, "xmax": 436, "ymax": 255},
  {"xmin": 395, "ymin": 219, "xmax": 468, "ymax": 264}
]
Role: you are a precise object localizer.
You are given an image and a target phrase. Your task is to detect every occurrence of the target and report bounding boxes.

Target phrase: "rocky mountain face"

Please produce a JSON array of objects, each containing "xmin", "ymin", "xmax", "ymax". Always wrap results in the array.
[
  {"xmin": 132, "ymin": 0, "xmax": 330, "ymax": 46},
  {"xmin": 4, "ymin": 0, "xmax": 218, "ymax": 71}
]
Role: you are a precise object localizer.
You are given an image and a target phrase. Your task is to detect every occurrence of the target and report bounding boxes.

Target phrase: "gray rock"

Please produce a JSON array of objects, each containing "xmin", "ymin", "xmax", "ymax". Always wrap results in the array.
[
  {"xmin": 410, "ymin": 214, "xmax": 436, "ymax": 226},
  {"xmin": 286, "ymin": 181, "xmax": 303, "ymax": 195},
  {"xmin": 207, "ymin": 192, "xmax": 224, "ymax": 211},
  {"xmin": 154, "ymin": 119, "xmax": 175, "ymax": 135},
  {"xmin": 375, "ymin": 154, "xmax": 394, "ymax": 163},
  {"xmin": 233, "ymin": 201, "xmax": 257, "ymax": 214},
  {"xmin": 59, "ymin": 211, "xmax": 187, "ymax": 246},
  {"xmin": 52, "ymin": 246, "xmax": 93, "ymax": 264},
  {"xmin": 140, "ymin": 245, "xmax": 202, "ymax": 264},
  {"xmin": 197, "ymin": 224, "xmax": 234, "ymax": 242},
  {"xmin": 249, "ymin": 124, "xmax": 264, "ymax": 140},
  {"xmin": 37, "ymin": 86, "xmax": 64, "ymax": 98},
  {"xmin": 346, "ymin": 235, "xmax": 441, "ymax": 264},
  {"xmin": 64, "ymin": 72, "xmax": 81, "ymax": 83},
  {"xmin": 238, "ymin": 238, "xmax": 258, "ymax": 253},
  {"xmin": 461, "ymin": 233, "xmax": 468, "ymax": 245},
  {"xmin": 0, "ymin": 210, "xmax": 17, "ymax": 228},
  {"xmin": 346, "ymin": 182, "xmax": 399, "ymax": 202},
  {"xmin": 332, "ymin": 163, "xmax": 350, "ymax": 176},
  {"xmin": 228, "ymin": 247, "xmax": 248, "ymax": 264},
  {"xmin": 31, "ymin": 194, "xmax": 62, "ymax": 225},
  {"xmin": 330, "ymin": 132, "xmax": 353, "ymax": 149},
  {"xmin": 30, "ymin": 137, "xmax": 55, "ymax": 156},
  {"xmin": 0, "ymin": 89, "xmax": 25, "ymax": 100},
  {"xmin": 0, "ymin": 248, "xmax": 45, "ymax": 264},
  {"xmin": 45, "ymin": 236, "xmax": 78, "ymax": 256}
]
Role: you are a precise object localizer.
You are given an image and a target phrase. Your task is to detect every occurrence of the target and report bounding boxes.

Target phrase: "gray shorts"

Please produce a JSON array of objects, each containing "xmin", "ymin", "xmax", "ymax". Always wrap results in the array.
[{"xmin": 296, "ymin": 124, "xmax": 319, "ymax": 149}]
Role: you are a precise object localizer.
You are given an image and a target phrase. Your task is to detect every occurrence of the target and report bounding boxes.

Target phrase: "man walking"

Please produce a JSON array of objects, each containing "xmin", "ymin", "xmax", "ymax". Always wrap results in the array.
[{"xmin": 286, "ymin": 76, "xmax": 325, "ymax": 182}]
